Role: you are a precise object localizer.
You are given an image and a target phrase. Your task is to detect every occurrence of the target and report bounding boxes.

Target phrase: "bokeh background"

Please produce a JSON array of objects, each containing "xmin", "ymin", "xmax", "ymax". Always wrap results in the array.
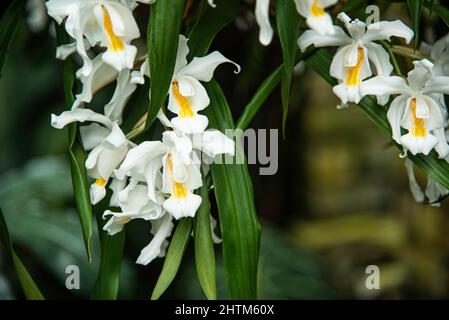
[{"xmin": 1, "ymin": 0, "xmax": 449, "ymax": 299}]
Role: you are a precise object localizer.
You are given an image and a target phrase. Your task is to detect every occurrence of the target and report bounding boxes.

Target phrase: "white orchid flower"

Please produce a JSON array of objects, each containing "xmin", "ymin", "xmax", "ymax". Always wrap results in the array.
[
  {"xmin": 46, "ymin": 0, "xmax": 140, "ymax": 76},
  {"xmin": 115, "ymin": 140, "xmax": 168, "ymax": 205},
  {"xmin": 136, "ymin": 213, "xmax": 174, "ymax": 265},
  {"xmin": 116, "ymin": 128, "xmax": 225, "ymax": 220},
  {"xmin": 168, "ymin": 35, "xmax": 240, "ymax": 134},
  {"xmin": 298, "ymin": 12, "xmax": 413, "ymax": 108},
  {"xmin": 62, "ymin": 54, "xmax": 138, "ymax": 124},
  {"xmin": 103, "ymin": 180, "xmax": 164, "ymax": 235},
  {"xmin": 27, "ymin": 0, "xmax": 47, "ymax": 33},
  {"xmin": 130, "ymin": 57, "xmax": 149, "ymax": 85},
  {"xmin": 157, "ymin": 109, "xmax": 235, "ymax": 160},
  {"xmin": 208, "ymin": 0, "xmax": 272, "ymax": 45},
  {"xmin": 160, "ymin": 131, "xmax": 203, "ymax": 219},
  {"xmin": 116, "ymin": 130, "xmax": 203, "ymax": 219},
  {"xmin": 51, "ymin": 109, "xmax": 131, "ymax": 204},
  {"xmin": 294, "ymin": 0, "xmax": 337, "ymax": 35},
  {"xmin": 361, "ymin": 59, "xmax": 449, "ymax": 157},
  {"xmin": 405, "ymin": 158, "xmax": 449, "ymax": 206},
  {"xmin": 255, "ymin": 0, "xmax": 273, "ymax": 46},
  {"xmin": 421, "ymin": 34, "xmax": 449, "ymax": 77}
]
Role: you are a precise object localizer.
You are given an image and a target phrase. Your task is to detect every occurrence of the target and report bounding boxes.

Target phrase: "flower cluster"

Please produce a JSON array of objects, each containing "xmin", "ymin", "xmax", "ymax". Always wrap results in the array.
[
  {"xmin": 47, "ymin": 0, "xmax": 238, "ymax": 265},
  {"xmin": 297, "ymin": 9, "xmax": 449, "ymax": 204}
]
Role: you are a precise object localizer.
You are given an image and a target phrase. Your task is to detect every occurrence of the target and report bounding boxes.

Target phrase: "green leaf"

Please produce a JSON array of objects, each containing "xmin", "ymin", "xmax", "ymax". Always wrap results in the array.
[
  {"xmin": 151, "ymin": 218, "xmax": 192, "ymax": 300},
  {"xmin": 204, "ymin": 80, "xmax": 261, "ymax": 299},
  {"xmin": 407, "ymin": 0, "xmax": 424, "ymax": 48},
  {"xmin": 425, "ymin": 1, "xmax": 449, "ymax": 27},
  {"xmin": 0, "ymin": 0, "xmax": 25, "ymax": 77},
  {"xmin": 56, "ymin": 27, "xmax": 93, "ymax": 262},
  {"xmin": 193, "ymin": 175, "xmax": 217, "ymax": 300},
  {"xmin": 275, "ymin": 0, "xmax": 301, "ymax": 137},
  {"xmin": 92, "ymin": 211, "xmax": 125, "ymax": 300},
  {"xmin": 187, "ymin": 0, "xmax": 240, "ymax": 58},
  {"xmin": 0, "ymin": 207, "xmax": 44, "ymax": 300},
  {"xmin": 237, "ymin": 67, "xmax": 282, "ymax": 131},
  {"xmin": 145, "ymin": 0, "xmax": 185, "ymax": 130},
  {"xmin": 306, "ymin": 48, "xmax": 449, "ymax": 190},
  {"xmin": 236, "ymin": 48, "xmax": 317, "ymax": 131}
]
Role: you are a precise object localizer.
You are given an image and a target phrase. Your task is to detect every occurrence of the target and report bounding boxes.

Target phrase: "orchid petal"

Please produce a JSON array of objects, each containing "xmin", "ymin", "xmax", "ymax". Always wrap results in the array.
[{"xmin": 179, "ymin": 51, "xmax": 240, "ymax": 82}]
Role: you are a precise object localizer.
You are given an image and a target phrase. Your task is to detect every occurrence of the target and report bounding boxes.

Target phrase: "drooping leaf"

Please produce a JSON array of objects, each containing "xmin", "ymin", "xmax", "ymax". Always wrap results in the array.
[
  {"xmin": 187, "ymin": 0, "xmax": 240, "ymax": 58},
  {"xmin": 151, "ymin": 218, "xmax": 192, "ymax": 300},
  {"xmin": 0, "ymin": 0, "xmax": 25, "ymax": 77},
  {"xmin": 306, "ymin": 48, "xmax": 449, "ymax": 190},
  {"xmin": 145, "ymin": 0, "xmax": 185, "ymax": 130},
  {"xmin": 424, "ymin": 1, "xmax": 449, "ymax": 27},
  {"xmin": 237, "ymin": 66, "xmax": 282, "ymax": 131},
  {"xmin": 0, "ymin": 207, "xmax": 44, "ymax": 300},
  {"xmin": 407, "ymin": 0, "xmax": 424, "ymax": 48},
  {"xmin": 275, "ymin": 0, "xmax": 301, "ymax": 137},
  {"xmin": 91, "ymin": 210, "xmax": 125, "ymax": 300},
  {"xmin": 204, "ymin": 80, "xmax": 261, "ymax": 299},
  {"xmin": 193, "ymin": 175, "xmax": 216, "ymax": 300},
  {"xmin": 56, "ymin": 27, "xmax": 93, "ymax": 262},
  {"xmin": 236, "ymin": 48, "xmax": 317, "ymax": 131}
]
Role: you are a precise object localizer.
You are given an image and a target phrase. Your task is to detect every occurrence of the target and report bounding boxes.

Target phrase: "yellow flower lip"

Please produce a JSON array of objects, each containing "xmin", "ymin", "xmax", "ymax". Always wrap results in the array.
[
  {"xmin": 310, "ymin": 0, "xmax": 325, "ymax": 17},
  {"xmin": 95, "ymin": 177, "xmax": 107, "ymax": 187},
  {"xmin": 172, "ymin": 80, "xmax": 195, "ymax": 118},
  {"xmin": 411, "ymin": 98, "xmax": 427, "ymax": 137},
  {"xmin": 101, "ymin": 5, "xmax": 125, "ymax": 52},
  {"xmin": 167, "ymin": 154, "xmax": 188, "ymax": 199},
  {"xmin": 345, "ymin": 47, "xmax": 364, "ymax": 86}
]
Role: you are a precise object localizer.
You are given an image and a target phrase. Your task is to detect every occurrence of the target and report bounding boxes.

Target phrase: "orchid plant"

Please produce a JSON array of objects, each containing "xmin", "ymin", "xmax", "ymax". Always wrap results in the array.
[{"xmin": 3, "ymin": 0, "xmax": 449, "ymax": 301}]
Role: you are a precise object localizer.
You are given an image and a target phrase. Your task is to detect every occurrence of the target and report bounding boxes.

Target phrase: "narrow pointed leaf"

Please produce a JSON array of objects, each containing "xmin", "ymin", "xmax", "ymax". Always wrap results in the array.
[
  {"xmin": 91, "ymin": 207, "xmax": 125, "ymax": 300},
  {"xmin": 187, "ymin": 0, "xmax": 240, "ymax": 58},
  {"xmin": 306, "ymin": 48, "xmax": 449, "ymax": 190},
  {"xmin": 151, "ymin": 218, "xmax": 192, "ymax": 300},
  {"xmin": 56, "ymin": 27, "xmax": 93, "ymax": 262},
  {"xmin": 0, "ymin": 0, "xmax": 25, "ymax": 77},
  {"xmin": 0, "ymin": 207, "xmax": 44, "ymax": 300},
  {"xmin": 425, "ymin": 2, "xmax": 449, "ymax": 27},
  {"xmin": 407, "ymin": 0, "xmax": 424, "ymax": 48},
  {"xmin": 236, "ymin": 66, "xmax": 282, "ymax": 131},
  {"xmin": 236, "ymin": 49, "xmax": 317, "ymax": 131},
  {"xmin": 193, "ymin": 176, "xmax": 217, "ymax": 300},
  {"xmin": 275, "ymin": 0, "xmax": 301, "ymax": 137},
  {"xmin": 204, "ymin": 80, "xmax": 261, "ymax": 299},
  {"xmin": 145, "ymin": 0, "xmax": 185, "ymax": 129}
]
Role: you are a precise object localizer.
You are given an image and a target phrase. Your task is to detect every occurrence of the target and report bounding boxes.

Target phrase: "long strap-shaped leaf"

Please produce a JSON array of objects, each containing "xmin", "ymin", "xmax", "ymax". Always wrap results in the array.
[
  {"xmin": 91, "ymin": 211, "xmax": 125, "ymax": 300},
  {"xmin": 56, "ymin": 27, "xmax": 93, "ymax": 262},
  {"xmin": 0, "ymin": 0, "xmax": 25, "ymax": 77},
  {"xmin": 275, "ymin": 0, "xmax": 301, "ymax": 137},
  {"xmin": 407, "ymin": 0, "xmax": 424, "ymax": 48},
  {"xmin": 187, "ymin": 0, "xmax": 240, "ymax": 58},
  {"xmin": 306, "ymin": 49, "xmax": 449, "ymax": 190},
  {"xmin": 193, "ymin": 175, "xmax": 216, "ymax": 300},
  {"xmin": 204, "ymin": 80, "xmax": 261, "ymax": 300},
  {"xmin": 424, "ymin": 1, "xmax": 449, "ymax": 27},
  {"xmin": 145, "ymin": 0, "xmax": 185, "ymax": 129},
  {"xmin": 236, "ymin": 48, "xmax": 317, "ymax": 131},
  {"xmin": 151, "ymin": 218, "xmax": 192, "ymax": 300},
  {"xmin": 0, "ymin": 207, "xmax": 44, "ymax": 300}
]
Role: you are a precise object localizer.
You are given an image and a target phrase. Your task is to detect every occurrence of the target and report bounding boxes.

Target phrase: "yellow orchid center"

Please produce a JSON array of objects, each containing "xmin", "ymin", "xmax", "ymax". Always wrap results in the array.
[
  {"xmin": 101, "ymin": 5, "xmax": 125, "ymax": 52},
  {"xmin": 117, "ymin": 216, "xmax": 131, "ymax": 224},
  {"xmin": 172, "ymin": 81, "xmax": 195, "ymax": 118},
  {"xmin": 167, "ymin": 154, "xmax": 189, "ymax": 199},
  {"xmin": 95, "ymin": 178, "xmax": 107, "ymax": 187},
  {"xmin": 310, "ymin": 0, "xmax": 325, "ymax": 17},
  {"xmin": 346, "ymin": 47, "xmax": 364, "ymax": 86},
  {"xmin": 411, "ymin": 98, "xmax": 427, "ymax": 137}
]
